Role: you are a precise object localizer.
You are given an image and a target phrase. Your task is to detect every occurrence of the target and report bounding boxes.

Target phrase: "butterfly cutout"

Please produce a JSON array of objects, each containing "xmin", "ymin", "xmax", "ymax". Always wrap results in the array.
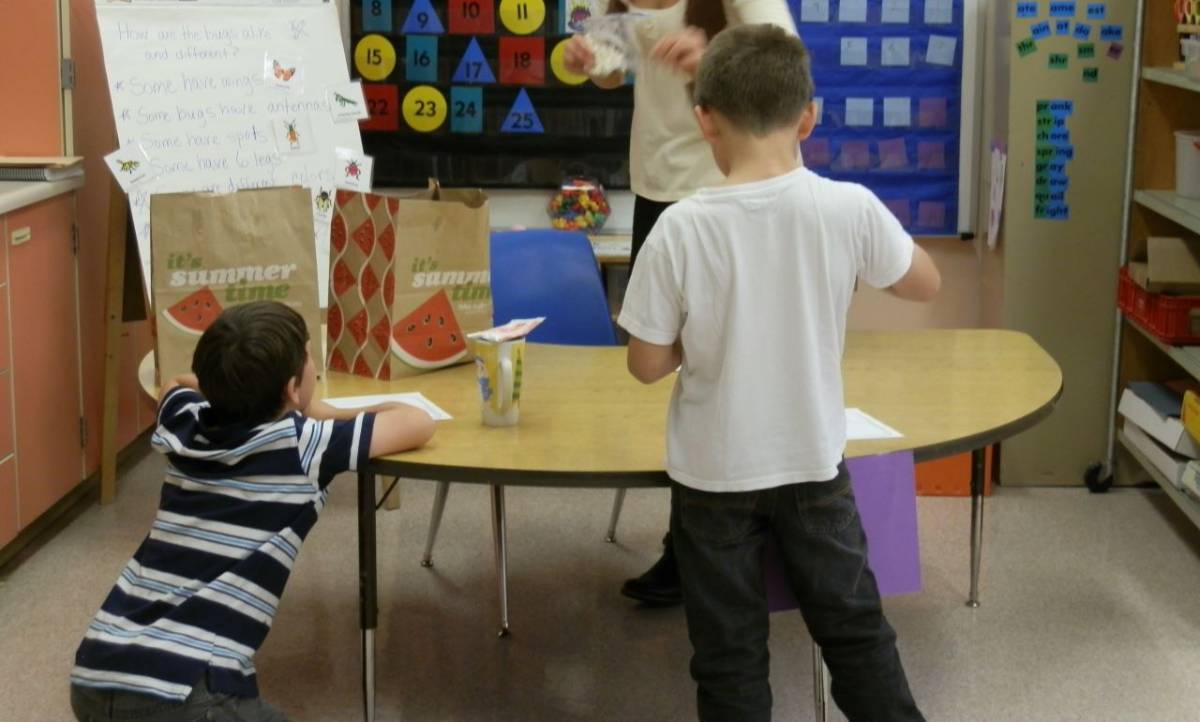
[{"xmin": 272, "ymin": 59, "xmax": 297, "ymax": 82}]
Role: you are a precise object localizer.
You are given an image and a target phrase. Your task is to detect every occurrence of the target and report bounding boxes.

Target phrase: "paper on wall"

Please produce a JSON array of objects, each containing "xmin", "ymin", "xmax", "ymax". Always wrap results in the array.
[{"xmin": 95, "ymin": 1, "xmax": 363, "ymax": 307}]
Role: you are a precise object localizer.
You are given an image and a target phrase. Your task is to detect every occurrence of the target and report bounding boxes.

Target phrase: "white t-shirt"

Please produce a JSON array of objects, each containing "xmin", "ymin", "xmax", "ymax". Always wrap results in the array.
[
  {"xmin": 626, "ymin": 0, "xmax": 797, "ymax": 202},
  {"xmin": 617, "ymin": 167, "xmax": 915, "ymax": 492}
]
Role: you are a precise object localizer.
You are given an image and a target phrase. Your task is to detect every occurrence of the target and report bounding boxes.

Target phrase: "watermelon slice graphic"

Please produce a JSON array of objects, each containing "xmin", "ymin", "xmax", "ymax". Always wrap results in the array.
[
  {"xmin": 391, "ymin": 289, "xmax": 468, "ymax": 369},
  {"xmin": 163, "ymin": 287, "xmax": 223, "ymax": 336}
]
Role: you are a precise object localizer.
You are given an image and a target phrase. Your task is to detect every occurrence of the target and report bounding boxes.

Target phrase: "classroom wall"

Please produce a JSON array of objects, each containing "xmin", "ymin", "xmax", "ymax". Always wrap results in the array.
[
  {"xmin": 0, "ymin": 0, "xmax": 63, "ymax": 156},
  {"xmin": 69, "ymin": 0, "xmax": 157, "ymax": 474}
]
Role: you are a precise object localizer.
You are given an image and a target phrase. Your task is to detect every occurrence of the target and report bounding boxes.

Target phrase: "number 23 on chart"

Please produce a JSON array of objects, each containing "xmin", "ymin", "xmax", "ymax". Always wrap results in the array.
[{"xmin": 403, "ymin": 85, "xmax": 448, "ymax": 132}]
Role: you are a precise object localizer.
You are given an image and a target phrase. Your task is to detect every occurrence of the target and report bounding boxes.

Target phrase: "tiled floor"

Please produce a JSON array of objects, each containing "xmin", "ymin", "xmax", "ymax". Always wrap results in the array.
[{"xmin": 3, "ymin": 445, "xmax": 1200, "ymax": 721}]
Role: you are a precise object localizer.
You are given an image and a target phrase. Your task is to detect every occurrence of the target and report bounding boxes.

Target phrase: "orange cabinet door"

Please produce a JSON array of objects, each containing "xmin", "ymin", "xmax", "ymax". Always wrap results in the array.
[
  {"xmin": 8, "ymin": 195, "xmax": 83, "ymax": 528},
  {"xmin": 0, "ymin": 0, "xmax": 63, "ymax": 156}
]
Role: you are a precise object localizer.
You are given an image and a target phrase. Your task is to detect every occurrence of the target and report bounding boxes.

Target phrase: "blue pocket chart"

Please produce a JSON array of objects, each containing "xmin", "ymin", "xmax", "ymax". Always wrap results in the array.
[{"xmin": 793, "ymin": 0, "xmax": 964, "ymax": 235}]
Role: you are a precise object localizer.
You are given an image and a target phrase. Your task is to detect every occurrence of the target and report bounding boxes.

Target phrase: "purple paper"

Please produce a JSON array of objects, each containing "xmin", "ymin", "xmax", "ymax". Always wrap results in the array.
[
  {"xmin": 917, "ymin": 141, "xmax": 946, "ymax": 170},
  {"xmin": 884, "ymin": 199, "xmax": 912, "ymax": 226},
  {"xmin": 877, "ymin": 138, "xmax": 909, "ymax": 170},
  {"xmin": 918, "ymin": 97, "xmax": 948, "ymax": 128},
  {"xmin": 917, "ymin": 201, "xmax": 947, "ymax": 228},
  {"xmin": 1107, "ymin": 42, "xmax": 1123, "ymax": 59},
  {"xmin": 801, "ymin": 137, "xmax": 832, "ymax": 168},
  {"xmin": 835, "ymin": 140, "xmax": 872, "ymax": 171},
  {"xmin": 766, "ymin": 452, "xmax": 921, "ymax": 612}
]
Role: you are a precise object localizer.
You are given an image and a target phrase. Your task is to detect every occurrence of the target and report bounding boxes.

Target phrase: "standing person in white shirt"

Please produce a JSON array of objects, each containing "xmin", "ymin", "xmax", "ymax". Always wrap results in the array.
[
  {"xmin": 618, "ymin": 25, "xmax": 938, "ymax": 721},
  {"xmin": 564, "ymin": 0, "xmax": 798, "ymax": 607}
]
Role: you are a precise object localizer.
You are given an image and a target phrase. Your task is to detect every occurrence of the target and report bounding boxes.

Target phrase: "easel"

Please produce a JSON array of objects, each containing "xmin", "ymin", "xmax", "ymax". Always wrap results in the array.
[{"xmin": 99, "ymin": 177, "xmax": 126, "ymax": 505}]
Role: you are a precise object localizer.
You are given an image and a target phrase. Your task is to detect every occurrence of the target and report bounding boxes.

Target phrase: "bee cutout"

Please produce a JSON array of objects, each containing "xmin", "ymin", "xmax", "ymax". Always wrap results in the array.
[
  {"xmin": 314, "ymin": 190, "xmax": 332, "ymax": 212},
  {"xmin": 333, "ymin": 92, "xmax": 358, "ymax": 108},
  {"xmin": 344, "ymin": 160, "xmax": 362, "ymax": 180},
  {"xmin": 118, "ymin": 160, "xmax": 140, "ymax": 174},
  {"xmin": 272, "ymin": 59, "xmax": 297, "ymax": 82},
  {"xmin": 284, "ymin": 120, "xmax": 301, "ymax": 149}
]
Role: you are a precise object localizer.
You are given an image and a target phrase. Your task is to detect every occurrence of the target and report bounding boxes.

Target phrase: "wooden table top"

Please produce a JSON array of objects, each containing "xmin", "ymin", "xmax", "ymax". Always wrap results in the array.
[{"xmin": 140, "ymin": 329, "xmax": 1062, "ymax": 487}]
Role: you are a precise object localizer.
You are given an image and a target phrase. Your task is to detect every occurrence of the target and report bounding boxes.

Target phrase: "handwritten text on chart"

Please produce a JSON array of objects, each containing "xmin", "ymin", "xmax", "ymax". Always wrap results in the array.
[{"xmin": 97, "ymin": 3, "xmax": 361, "ymax": 304}]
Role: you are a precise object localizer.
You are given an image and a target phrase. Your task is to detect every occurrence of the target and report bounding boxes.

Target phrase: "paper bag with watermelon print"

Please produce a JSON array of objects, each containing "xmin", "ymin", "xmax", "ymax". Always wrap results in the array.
[
  {"xmin": 387, "ymin": 183, "xmax": 492, "ymax": 376},
  {"xmin": 151, "ymin": 186, "xmax": 324, "ymax": 383},
  {"xmin": 327, "ymin": 190, "xmax": 397, "ymax": 379}
]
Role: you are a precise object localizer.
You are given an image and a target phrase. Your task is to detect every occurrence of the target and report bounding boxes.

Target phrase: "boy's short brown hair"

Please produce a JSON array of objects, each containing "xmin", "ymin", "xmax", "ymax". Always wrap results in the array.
[
  {"xmin": 192, "ymin": 301, "xmax": 309, "ymax": 426},
  {"xmin": 693, "ymin": 24, "xmax": 815, "ymax": 136}
]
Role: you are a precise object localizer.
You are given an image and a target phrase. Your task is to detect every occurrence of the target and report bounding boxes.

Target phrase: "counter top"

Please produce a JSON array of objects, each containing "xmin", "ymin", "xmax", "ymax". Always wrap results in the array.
[{"xmin": 0, "ymin": 176, "xmax": 86, "ymax": 216}]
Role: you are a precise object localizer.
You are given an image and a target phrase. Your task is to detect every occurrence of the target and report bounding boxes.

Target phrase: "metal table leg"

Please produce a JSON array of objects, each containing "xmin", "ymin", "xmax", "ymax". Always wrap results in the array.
[
  {"xmin": 421, "ymin": 482, "xmax": 451, "ymax": 567},
  {"xmin": 968, "ymin": 447, "xmax": 986, "ymax": 608},
  {"xmin": 358, "ymin": 470, "xmax": 378, "ymax": 722},
  {"xmin": 491, "ymin": 485, "xmax": 511, "ymax": 637},
  {"xmin": 813, "ymin": 643, "xmax": 829, "ymax": 722},
  {"xmin": 605, "ymin": 488, "xmax": 626, "ymax": 543}
]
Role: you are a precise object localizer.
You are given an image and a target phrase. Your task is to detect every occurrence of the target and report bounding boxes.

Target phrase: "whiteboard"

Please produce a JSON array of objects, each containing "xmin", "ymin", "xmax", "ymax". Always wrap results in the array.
[{"xmin": 96, "ymin": 0, "xmax": 363, "ymax": 304}]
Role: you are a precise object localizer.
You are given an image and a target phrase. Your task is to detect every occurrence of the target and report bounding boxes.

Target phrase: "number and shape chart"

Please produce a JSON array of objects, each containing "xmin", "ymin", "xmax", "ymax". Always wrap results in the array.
[{"xmin": 350, "ymin": 0, "xmax": 634, "ymax": 188}]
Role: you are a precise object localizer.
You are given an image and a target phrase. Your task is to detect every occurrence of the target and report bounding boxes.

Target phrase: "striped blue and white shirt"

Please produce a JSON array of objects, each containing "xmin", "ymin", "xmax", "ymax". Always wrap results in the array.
[{"xmin": 71, "ymin": 387, "xmax": 375, "ymax": 701}]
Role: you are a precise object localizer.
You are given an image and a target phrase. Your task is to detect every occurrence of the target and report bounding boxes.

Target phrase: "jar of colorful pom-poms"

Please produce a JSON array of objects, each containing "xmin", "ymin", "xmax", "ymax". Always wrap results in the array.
[{"xmin": 548, "ymin": 177, "xmax": 611, "ymax": 231}]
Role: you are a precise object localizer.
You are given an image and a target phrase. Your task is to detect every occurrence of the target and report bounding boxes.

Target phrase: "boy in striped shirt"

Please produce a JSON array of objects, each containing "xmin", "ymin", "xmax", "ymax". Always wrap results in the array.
[{"xmin": 70, "ymin": 301, "xmax": 435, "ymax": 721}]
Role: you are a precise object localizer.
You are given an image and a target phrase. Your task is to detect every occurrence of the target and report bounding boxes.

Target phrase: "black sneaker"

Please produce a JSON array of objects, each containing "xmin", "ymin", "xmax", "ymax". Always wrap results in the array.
[{"xmin": 621, "ymin": 549, "xmax": 683, "ymax": 606}]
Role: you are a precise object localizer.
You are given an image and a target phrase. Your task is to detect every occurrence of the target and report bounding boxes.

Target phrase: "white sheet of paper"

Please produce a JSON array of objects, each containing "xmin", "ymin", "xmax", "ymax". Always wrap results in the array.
[
  {"xmin": 845, "ymin": 408, "xmax": 904, "ymax": 440},
  {"xmin": 881, "ymin": 0, "xmax": 910, "ymax": 23},
  {"xmin": 838, "ymin": 0, "xmax": 868, "ymax": 22},
  {"xmin": 800, "ymin": 0, "xmax": 830, "ymax": 22},
  {"xmin": 324, "ymin": 393, "xmax": 453, "ymax": 421},
  {"xmin": 104, "ymin": 143, "xmax": 155, "ymax": 192},
  {"xmin": 987, "ymin": 144, "xmax": 1008, "ymax": 249},
  {"xmin": 334, "ymin": 147, "xmax": 374, "ymax": 192},
  {"xmin": 845, "ymin": 98, "xmax": 874, "ymax": 127},
  {"xmin": 592, "ymin": 239, "xmax": 632, "ymax": 257},
  {"xmin": 924, "ymin": 0, "xmax": 953, "ymax": 24},
  {"xmin": 926, "ymin": 35, "xmax": 958, "ymax": 66},
  {"xmin": 327, "ymin": 81, "xmax": 370, "ymax": 122},
  {"xmin": 881, "ymin": 37, "xmax": 911, "ymax": 66},
  {"xmin": 840, "ymin": 37, "xmax": 868, "ymax": 66},
  {"xmin": 883, "ymin": 97, "xmax": 912, "ymax": 127}
]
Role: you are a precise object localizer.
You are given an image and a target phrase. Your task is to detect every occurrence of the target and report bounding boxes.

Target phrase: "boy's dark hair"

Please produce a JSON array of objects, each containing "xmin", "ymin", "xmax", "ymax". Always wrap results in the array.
[
  {"xmin": 693, "ymin": 24, "xmax": 815, "ymax": 136},
  {"xmin": 192, "ymin": 301, "xmax": 309, "ymax": 426}
]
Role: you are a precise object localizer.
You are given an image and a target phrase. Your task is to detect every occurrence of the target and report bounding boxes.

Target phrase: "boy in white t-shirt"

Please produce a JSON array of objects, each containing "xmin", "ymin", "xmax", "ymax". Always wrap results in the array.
[{"xmin": 618, "ymin": 24, "xmax": 939, "ymax": 722}]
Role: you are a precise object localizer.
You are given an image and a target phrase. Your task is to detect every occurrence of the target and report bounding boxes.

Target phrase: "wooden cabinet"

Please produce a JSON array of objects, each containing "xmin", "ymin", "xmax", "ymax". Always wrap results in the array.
[{"xmin": 7, "ymin": 194, "xmax": 84, "ymax": 525}]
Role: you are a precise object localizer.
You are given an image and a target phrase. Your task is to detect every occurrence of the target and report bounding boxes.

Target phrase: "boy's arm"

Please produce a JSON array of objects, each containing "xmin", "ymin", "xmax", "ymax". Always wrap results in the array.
[
  {"xmin": 887, "ymin": 244, "xmax": 941, "ymax": 302},
  {"xmin": 159, "ymin": 373, "xmax": 199, "ymax": 405},
  {"xmin": 628, "ymin": 337, "xmax": 682, "ymax": 385},
  {"xmin": 368, "ymin": 404, "xmax": 436, "ymax": 457},
  {"xmin": 304, "ymin": 399, "xmax": 435, "ymax": 455}
]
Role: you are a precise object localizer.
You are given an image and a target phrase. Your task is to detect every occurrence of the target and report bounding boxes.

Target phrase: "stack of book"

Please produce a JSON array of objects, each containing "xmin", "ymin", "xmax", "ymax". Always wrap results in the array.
[
  {"xmin": 1120, "ymin": 382, "xmax": 1200, "ymax": 492},
  {"xmin": 0, "ymin": 157, "xmax": 84, "ymax": 182}
]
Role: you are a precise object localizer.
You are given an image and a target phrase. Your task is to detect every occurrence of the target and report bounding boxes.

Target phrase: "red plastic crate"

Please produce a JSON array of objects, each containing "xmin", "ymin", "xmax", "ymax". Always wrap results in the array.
[{"xmin": 1118, "ymin": 266, "xmax": 1200, "ymax": 344}]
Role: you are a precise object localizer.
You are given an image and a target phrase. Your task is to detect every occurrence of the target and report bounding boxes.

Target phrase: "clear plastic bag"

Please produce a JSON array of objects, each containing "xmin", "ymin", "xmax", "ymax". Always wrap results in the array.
[{"xmin": 581, "ymin": 12, "xmax": 647, "ymax": 76}]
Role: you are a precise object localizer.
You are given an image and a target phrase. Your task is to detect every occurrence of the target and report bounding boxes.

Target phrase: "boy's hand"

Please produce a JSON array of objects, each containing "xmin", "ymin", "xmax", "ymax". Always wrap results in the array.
[{"xmin": 650, "ymin": 27, "xmax": 707, "ymax": 77}]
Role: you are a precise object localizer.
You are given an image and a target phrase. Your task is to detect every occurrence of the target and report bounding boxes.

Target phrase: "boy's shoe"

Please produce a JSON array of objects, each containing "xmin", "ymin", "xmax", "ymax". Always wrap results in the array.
[{"xmin": 620, "ymin": 550, "xmax": 683, "ymax": 606}]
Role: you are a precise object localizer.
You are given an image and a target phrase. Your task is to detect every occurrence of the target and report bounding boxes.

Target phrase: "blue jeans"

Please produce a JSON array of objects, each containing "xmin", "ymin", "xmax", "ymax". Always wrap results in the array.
[
  {"xmin": 71, "ymin": 676, "xmax": 290, "ymax": 722},
  {"xmin": 670, "ymin": 464, "xmax": 924, "ymax": 722}
]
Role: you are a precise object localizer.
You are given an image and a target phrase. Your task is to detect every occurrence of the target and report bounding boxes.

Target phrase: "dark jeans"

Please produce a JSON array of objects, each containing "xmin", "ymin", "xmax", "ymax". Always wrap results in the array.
[
  {"xmin": 71, "ymin": 677, "xmax": 291, "ymax": 722},
  {"xmin": 630, "ymin": 195, "xmax": 674, "ymax": 270},
  {"xmin": 670, "ymin": 464, "xmax": 924, "ymax": 722}
]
